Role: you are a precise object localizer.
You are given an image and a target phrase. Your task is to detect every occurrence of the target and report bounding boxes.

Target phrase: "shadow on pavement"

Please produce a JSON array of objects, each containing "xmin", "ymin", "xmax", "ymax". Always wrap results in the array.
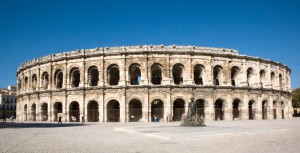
[{"xmin": 0, "ymin": 122, "xmax": 86, "ymax": 129}]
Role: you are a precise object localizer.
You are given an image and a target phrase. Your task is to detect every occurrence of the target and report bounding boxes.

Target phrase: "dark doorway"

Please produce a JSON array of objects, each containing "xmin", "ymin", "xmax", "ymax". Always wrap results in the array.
[
  {"xmin": 41, "ymin": 103, "xmax": 48, "ymax": 121},
  {"xmin": 88, "ymin": 101, "xmax": 99, "ymax": 122},
  {"xmin": 108, "ymin": 65, "xmax": 120, "ymax": 85},
  {"xmin": 173, "ymin": 64, "xmax": 184, "ymax": 85},
  {"xmin": 262, "ymin": 100, "xmax": 268, "ymax": 120},
  {"xmin": 232, "ymin": 99, "xmax": 240, "ymax": 120},
  {"xmin": 69, "ymin": 101, "xmax": 80, "ymax": 122},
  {"xmin": 129, "ymin": 99, "xmax": 142, "ymax": 122},
  {"xmin": 107, "ymin": 100, "xmax": 120, "ymax": 122},
  {"xmin": 196, "ymin": 99, "xmax": 205, "ymax": 118},
  {"xmin": 273, "ymin": 101, "xmax": 277, "ymax": 119},
  {"xmin": 248, "ymin": 100, "xmax": 255, "ymax": 120},
  {"xmin": 151, "ymin": 64, "xmax": 162, "ymax": 85},
  {"xmin": 129, "ymin": 64, "xmax": 141, "ymax": 85},
  {"xmin": 31, "ymin": 103, "xmax": 36, "ymax": 121},
  {"xmin": 194, "ymin": 64, "xmax": 204, "ymax": 85},
  {"xmin": 173, "ymin": 99, "xmax": 185, "ymax": 121},
  {"xmin": 54, "ymin": 69, "xmax": 63, "ymax": 89},
  {"xmin": 215, "ymin": 99, "xmax": 224, "ymax": 120},
  {"xmin": 70, "ymin": 68, "xmax": 80, "ymax": 88},
  {"xmin": 88, "ymin": 66, "xmax": 99, "ymax": 86},
  {"xmin": 151, "ymin": 100, "xmax": 164, "ymax": 122},
  {"xmin": 54, "ymin": 102, "xmax": 63, "ymax": 121},
  {"xmin": 24, "ymin": 104, "xmax": 27, "ymax": 121}
]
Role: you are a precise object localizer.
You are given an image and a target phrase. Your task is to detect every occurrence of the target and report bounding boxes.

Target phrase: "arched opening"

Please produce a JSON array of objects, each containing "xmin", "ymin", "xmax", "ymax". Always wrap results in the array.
[
  {"xmin": 24, "ymin": 104, "xmax": 27, "ymax": 121},
  {"xmin": 31, "ymin": 103, "xmax": 36, "ymax": 121},
  {"xmin": 70, "ymin": 68, "xmax": 80, "ymax": 88},
  {"xmin": 107, "ymin": 64, "xmax": 120, "ymax": 85},
  {"xmin": 41, "ymin": 103, "xmax": 48, "ymax": 121},
  {"xmin": 24, "ymin": 76, "xmax": 29, "ymax": 90},
  {"xmin": 32, "ymin": 74, "xmax": 37, "ymax": 91},
  {"xmin": 87, "ymin": 101, "xmax": 99, "ymax": 122},
  {"xmin": 129, "ymin": 99, "xmax": 142, "ymax": 122},
  {"xmin": 232, "ymin": 99, "xmax": 241, "ymax": 120},
  {"xmin": 260, "ymin": 70, "xmax": 266, "ymax": 88},
  {"xmin": 151, "ymin": 99, "xmax": 164, "ymax": 122},
  {"xmin": 196, "ymin": 99, "xmax": 205, "ymax": 118},
  {"xmin": 54, "ymin": 69, "xmax": 63, "ymax": 89},
  {"xmin": 41, "ymin": 72, "xmax": 49, "ymax": 90},
  {"xmin": 54, "ymin": 102, "xmax": 63, "ymax": 121},
  {"xmin": 173, "ymin": 63, "xmax": 184, "ymax": 85},
  {"xmin": 151, "ymin": 64, "xmax": 163, "ymax": 85},
  {"xmin": 248, "ymin": 100, "xmax": 255, "ymax": 120},
  {"xmin": 69, "ymin": 101, "xmax": 80, "ymax": 122},
  {"xmin": 194, "ymin": 64, "xmax": 204, "ymax": 85},
  {"xmin": 215, "ymin": 99, "xmax": 224, "ymax": 120},
  {"xmin": 271, "ymin": 72, "xmax": 275, "ymax": 86},
  {"xmin": 281, "ymin": 101, "xmax": 285, "ymax": 119},
  {"xmin": 231, "ymin": 66, "xmax": 239, "ymax": 86},
  {"xmin": 213, "ymin": 65, "xmax": 223, "ymax": 85},
  {"xmin": 262, "ymin": 100, "xmax": 268, "ymax": 120},
  {"xmin": 107, "ymin": 100, "xmax": 120, "ymax": 122},
  {"xmin": 279, "ymin": 74, "xmax": 283, "ymax": 88},
  {"xmin": 173, "ymin": 99, "xmax": 185, "ymax": 121},
  {"xmin": 273, "ymin": 101, "xmax": 277, "ymax": 119},
  {"xmin": 247, "ymin": 68, "xmax": 254, "ymax": 86},
  {"xmin": 129, "ymin": 64, "xmax": 141, "ymax": 85},
  {"xmin": 88, "ymin": 66, "xmax": 99, "ymax": 86}
]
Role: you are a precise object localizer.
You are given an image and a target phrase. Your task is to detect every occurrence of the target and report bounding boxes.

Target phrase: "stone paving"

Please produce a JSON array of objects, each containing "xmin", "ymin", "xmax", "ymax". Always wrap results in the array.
[{"xmin": 0, "ymin": 119, "xmax": 300, "ymax": 153}]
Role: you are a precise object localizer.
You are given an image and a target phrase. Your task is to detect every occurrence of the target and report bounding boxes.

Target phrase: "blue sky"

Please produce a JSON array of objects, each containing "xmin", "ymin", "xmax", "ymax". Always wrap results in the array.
[{"xmin": 0, "ymin": 0, "xmax": 299, "ymax": 89}]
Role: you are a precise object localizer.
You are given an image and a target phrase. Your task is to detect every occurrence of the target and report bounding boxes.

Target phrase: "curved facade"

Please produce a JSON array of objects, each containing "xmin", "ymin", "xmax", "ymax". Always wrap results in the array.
[{"xmin": 16, "ymin": 45, "xmax": 292, "ymax": 122}]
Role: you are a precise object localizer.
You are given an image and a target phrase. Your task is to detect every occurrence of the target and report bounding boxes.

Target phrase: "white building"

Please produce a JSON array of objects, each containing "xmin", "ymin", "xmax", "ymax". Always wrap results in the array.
[{"xmin": 0, "ymin": 85, "xmax": 17, "ymax": 119}]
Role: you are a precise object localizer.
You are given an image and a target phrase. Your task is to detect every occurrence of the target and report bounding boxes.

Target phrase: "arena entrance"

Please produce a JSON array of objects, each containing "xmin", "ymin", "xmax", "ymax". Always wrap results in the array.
[
  {"xmin": 24, "ymin": 104, "xmax": 27, "ymax": 121},
  {"xmin": 273, "ymin": 101, "xmax": 277, "ymax": 119},
  {"xmin": 129, "ymin": 99, "xmax": 142, "ymax": 122},
  {"xmin": 31, "ymin": 103, "xmax": 36, "ymax": 121},
  {"xmin": 87, "ymin": 101, "xmax": 99, "ymax": 122},
  {"xmin": 232, "ymin": 99, "xmax": 241, "ymax": 120},
  {"xmin": 107, "ymin": 100, "xmax": 120, "ymax": 122},
  {"xmin": 262, "ymin": 100, "xmax": 268, "ymax": 120},
  {"xmin": 69, "ymin": 101, "xmax": 80, "ymax": 122},
  {"xmin": 215, "ymin": 99, "xmax": 224, "ymax": 120},
  {"xmin": 151, "ymin": 99, "xmax": 164, "ymax": 122},
  {"xmin": 173, "ymin": 99, "xmax": 185, "ymax": 121},
  {"xmin": 54, "ymin": 102, "xmax": 63, "ymax": 121},
  {"xmin": 41, "ymin": 103, "xmax": 48, "ymax": 121},
  {"xmin": 248, "ymin": 100, "xmax": 255, "ymax": 120},
  {"xmin": 196, "ymin": 99, "xmax": 205, "ymax": 118}
]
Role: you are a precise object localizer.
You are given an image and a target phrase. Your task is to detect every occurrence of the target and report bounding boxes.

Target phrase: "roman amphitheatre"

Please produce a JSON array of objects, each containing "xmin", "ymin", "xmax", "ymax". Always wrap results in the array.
[{"xmin": 16, "ymin": 45, "xmax": 292, "ymax": 123}]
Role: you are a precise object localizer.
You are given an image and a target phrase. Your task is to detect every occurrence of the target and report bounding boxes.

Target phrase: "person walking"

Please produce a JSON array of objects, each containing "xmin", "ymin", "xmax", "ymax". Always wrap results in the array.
[
  {"xmin": 58, "ymin": 116, "xmax": 62, "ymax": 124},
  {"xmin": 3, "ymin": 114, "xmax": 6, "ymax": 123}
]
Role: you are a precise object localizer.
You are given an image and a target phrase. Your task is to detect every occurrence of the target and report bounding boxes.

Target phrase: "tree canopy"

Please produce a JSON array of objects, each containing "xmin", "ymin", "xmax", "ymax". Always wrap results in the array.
[{"xmin": 292, "ymin": 88, "xmax": 300, "ymax": 108}]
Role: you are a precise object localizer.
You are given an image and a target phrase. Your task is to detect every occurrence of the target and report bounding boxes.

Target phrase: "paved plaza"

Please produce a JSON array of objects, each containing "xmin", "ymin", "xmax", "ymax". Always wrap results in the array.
[{"xmin": 1, "ymin": 119, "xmax": 300, "ymax": 153}]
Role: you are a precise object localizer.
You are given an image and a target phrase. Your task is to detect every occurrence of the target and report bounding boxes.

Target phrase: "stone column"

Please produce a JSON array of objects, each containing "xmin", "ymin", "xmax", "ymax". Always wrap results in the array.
[
  {"xmin": 64, "ymin": 95, "xmax": 68, "ymax": 122},
  {"xmin": 142, "ymin": 93, "xmax": 149, "ymax": 122},
  {"xmin": 99, "ymin": 93, "xmax": 104, "ymax": 123},
  {"xmin": 120, "ymin": 90, "xmax": 126, "ymax": 123},
  {"xmin": 103, "ymin": 106, "xmax": 107, "ymax": 122},
  {"xmin": 164, "ymin": 91, "xmax": 171, "ymax": 122},
  {"xmin": 204, "ymin": 105, "xmax": 210, "ymax": 121}
]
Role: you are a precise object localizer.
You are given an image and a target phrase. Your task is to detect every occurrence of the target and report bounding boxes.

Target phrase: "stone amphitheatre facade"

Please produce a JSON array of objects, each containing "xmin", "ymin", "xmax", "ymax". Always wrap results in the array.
[{"xmin": 16, "ymin": 45, "xmax": 292, "ymax": 123}]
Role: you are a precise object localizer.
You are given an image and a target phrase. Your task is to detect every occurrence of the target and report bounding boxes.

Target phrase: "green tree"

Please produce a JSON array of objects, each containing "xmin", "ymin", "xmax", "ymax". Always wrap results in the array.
[{"xmin": 292, "ymin": 88, "xmax": 300, "ymax": 108}]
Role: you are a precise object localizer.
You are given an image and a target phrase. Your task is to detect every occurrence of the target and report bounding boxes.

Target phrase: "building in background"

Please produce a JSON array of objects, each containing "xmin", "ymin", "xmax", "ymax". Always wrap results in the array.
[
  {"xmin": 16, "ymin": 45, "xmax": 292, "ymax": 123},
  {"xmin": 0, "ymin": 85, "xmax": 17, "ymax": 119}
]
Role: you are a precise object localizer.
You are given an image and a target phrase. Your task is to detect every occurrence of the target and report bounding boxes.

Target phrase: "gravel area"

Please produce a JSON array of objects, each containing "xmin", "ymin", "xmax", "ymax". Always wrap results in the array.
[{"xmin": 1, "ymin": 119, "xmax": 300, "ymax": 153}]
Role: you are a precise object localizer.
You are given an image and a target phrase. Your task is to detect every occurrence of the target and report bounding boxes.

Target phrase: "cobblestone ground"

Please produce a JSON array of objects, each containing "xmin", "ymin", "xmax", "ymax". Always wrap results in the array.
[{"xmin": 0, "ymin": 118, "xmax": 300, "ymax": 153}]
